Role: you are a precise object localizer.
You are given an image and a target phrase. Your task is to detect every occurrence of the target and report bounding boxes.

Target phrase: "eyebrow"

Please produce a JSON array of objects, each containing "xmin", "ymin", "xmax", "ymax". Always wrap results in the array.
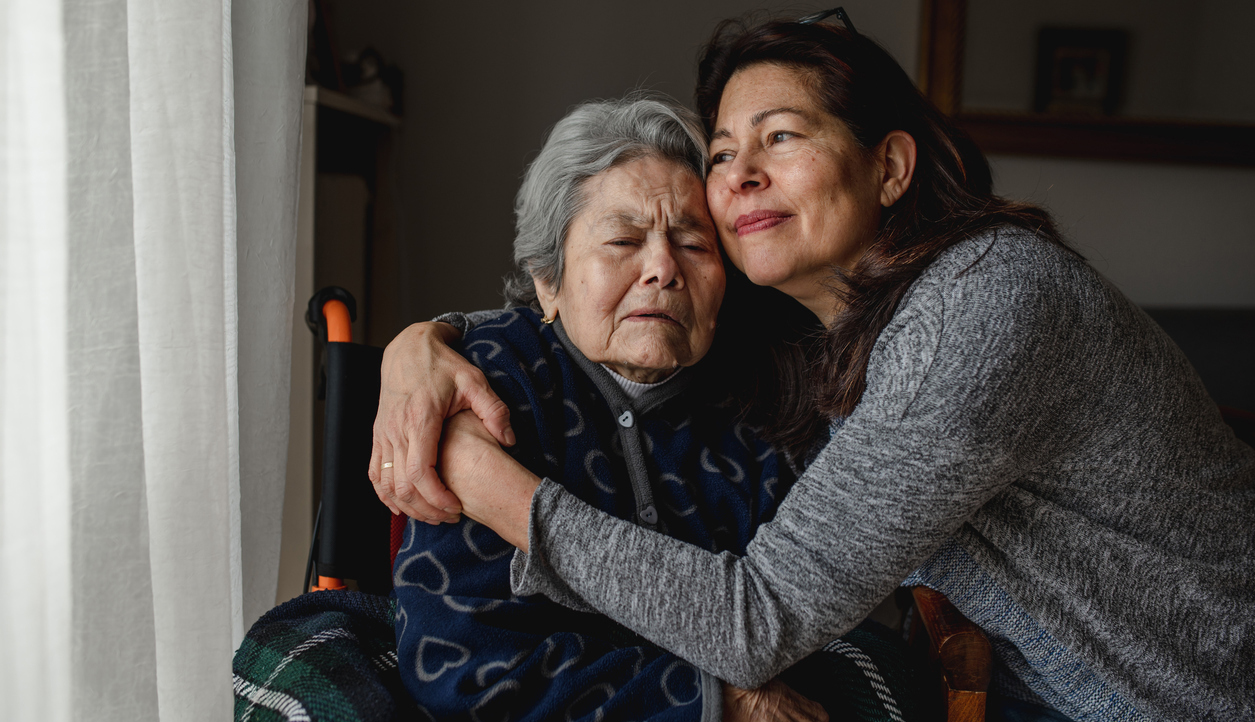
[{"xmin": 710, "ymin": 106, "xmax": 810, "ymax": 141}]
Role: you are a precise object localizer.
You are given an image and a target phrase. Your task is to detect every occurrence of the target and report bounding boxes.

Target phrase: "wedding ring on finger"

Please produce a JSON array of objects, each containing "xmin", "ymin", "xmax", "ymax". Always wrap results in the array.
[{"xmin": 382, "ymin": 462, "xmax": 394, "ymax": 469}]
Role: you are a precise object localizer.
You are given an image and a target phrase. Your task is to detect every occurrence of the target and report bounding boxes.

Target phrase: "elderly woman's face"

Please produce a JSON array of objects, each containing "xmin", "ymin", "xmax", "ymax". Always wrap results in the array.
[
  {"xmin": 536, "ymin": 156, "xmax": 724, "ymax": 384},
  {"xmin": 705, "ymin": 63, "xmax": 887, "ymax": 321}
]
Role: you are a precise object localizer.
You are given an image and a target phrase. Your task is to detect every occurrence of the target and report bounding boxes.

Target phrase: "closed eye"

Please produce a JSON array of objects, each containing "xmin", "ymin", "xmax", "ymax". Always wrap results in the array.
[{"xmin": 676, "ymin": 232, "xmax": 716, "ymax": 252}]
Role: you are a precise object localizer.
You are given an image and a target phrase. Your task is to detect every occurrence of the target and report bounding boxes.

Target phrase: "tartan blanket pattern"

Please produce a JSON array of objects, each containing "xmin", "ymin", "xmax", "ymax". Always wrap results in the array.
[
  {"xmin": 785, "ymin": 623, "xmax": 935, "ymax": 722},
  {"xmin": 233, "ymin": 590, "xmax": 417, "ymax": 722}
]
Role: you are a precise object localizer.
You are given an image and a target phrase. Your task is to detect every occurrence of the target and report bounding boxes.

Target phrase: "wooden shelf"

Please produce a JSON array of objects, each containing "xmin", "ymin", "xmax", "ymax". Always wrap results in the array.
[
  {"xmin": 304, "ymin": 85, "xmax": 401, "ymax": 128},
  {"xmin": 957, "ymin": 111, "xmax": 1255, "ymax": 167}
]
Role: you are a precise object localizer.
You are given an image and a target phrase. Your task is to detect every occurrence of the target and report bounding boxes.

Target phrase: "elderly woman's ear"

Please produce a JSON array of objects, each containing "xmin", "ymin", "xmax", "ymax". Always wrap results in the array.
[{"xmin": 534, "ymin": 276, "xmax": 559, "ymax": 323}]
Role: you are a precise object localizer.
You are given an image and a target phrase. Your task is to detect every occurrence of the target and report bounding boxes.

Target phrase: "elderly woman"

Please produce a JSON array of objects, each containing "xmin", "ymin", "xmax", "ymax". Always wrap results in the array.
[
  {"xmin": 391, "ymin": 96, "xmax": 898, "ymax": 721},
  {"xmin": 376, "ymin": 13, "xmax": 1255, "ymax": 722}
]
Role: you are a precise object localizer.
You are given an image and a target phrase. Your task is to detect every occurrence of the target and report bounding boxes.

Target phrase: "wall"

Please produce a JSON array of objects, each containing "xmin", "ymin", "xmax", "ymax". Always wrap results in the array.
[
  {"xmin": 323, "ymin": 0, "xmax": 921, "ymax": 324},
  {"xmin": 961, "ymin": 0, "xmax": 1255, "ymax": 307},
  {"xmin": 990, "ymin": 156, "xmax": 1255, "ymax": 306},
  {"xmin": 964, "ymin": 0, "xmax": 1255, "ymax": 121},
  {"xmin": 324, "ymin": 0, "xmax": 1252, "ymax": 320},
  {"xmin": 1188, "ymin": 0, "xmax": 1255, "ymax": 122}
]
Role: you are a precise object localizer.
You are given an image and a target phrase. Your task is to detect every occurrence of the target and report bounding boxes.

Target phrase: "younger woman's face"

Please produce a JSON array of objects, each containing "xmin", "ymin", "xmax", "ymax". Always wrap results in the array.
[{"xmin": 706, "ymin": 62, "xmax": 885, "ymax": 322}]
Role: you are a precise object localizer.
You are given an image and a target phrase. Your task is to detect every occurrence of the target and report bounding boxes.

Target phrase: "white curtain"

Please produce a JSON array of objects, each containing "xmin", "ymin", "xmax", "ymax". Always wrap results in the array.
[{"xmin": 0, "ymin": 0, "xmax": 307, "ymax": 719}]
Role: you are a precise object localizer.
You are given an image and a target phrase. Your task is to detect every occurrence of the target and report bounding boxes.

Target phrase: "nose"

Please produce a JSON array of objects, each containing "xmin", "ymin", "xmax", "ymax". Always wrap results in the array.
[
  {"xmin": 723, "ymin": 149, "xmax": 765, "ymax": 193},
  {"xmin": 642, "ymin": 240, "xmax": 683, "ymax": 290}
]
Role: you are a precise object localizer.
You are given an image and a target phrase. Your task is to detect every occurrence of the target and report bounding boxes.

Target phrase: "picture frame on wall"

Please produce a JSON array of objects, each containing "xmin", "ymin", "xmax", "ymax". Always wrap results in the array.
[{"xmin": 1033, "ymin": 27, "xmax": 1129, "ymax": 116}]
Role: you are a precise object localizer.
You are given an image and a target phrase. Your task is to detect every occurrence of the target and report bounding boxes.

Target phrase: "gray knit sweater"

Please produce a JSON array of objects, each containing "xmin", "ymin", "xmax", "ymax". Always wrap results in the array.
[{"xmin": 508, "ymin": 230, "xmax": 1255, "ymax": 721}]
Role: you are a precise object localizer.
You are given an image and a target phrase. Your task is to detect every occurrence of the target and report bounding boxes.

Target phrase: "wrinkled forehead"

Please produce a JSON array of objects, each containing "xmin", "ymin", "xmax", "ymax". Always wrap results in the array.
[
  {"xmin": 588, "ymin": 209, "xmax": 713, "ymax": 239},
  {"xmin": 579, "ymin": 158, "xmax": 714, "ymax": 235}
]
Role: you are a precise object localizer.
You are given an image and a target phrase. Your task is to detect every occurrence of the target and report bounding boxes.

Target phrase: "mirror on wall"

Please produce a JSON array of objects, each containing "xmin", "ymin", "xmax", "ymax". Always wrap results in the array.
[{"xmin": 919, "ymin": 0, "xmax": 1255, "ymax": 165}]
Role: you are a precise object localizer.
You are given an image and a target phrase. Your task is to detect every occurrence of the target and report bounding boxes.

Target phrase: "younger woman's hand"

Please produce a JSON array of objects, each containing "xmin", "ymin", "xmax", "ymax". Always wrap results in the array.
[
  {"xmin": 723, "ymin": 680, "xmax": 828, "ymax": 722},
  {"xmin": 368, "ymin": 321, "xmax": 515, "ymax": 523},
  {"xmin": 437, "ymin": 411, "xmax": 540, "ymax": 550}
]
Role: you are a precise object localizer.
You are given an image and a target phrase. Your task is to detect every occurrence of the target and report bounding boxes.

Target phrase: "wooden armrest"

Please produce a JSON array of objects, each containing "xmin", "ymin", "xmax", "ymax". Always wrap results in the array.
[
  {"xmin": 911, "ymin": 586, "xmax": 991, "ymax": 722},
  {"xmin": 911, "ymin": 586, "xmax": 992, "ymax": 691}
]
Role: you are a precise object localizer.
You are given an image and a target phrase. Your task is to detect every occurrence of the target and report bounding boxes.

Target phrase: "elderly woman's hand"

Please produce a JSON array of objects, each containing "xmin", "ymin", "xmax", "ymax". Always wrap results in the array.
[
  {"xmin": 723, "ymin": 680, "xmax": 828, "ymax": 722},
  {"xmin": 368, "ymin": 321, "xmax": 515, "ymax": 523},
  {"xmin": 437, "ymin": 410, "xmax": 540, "ymax": 550}
]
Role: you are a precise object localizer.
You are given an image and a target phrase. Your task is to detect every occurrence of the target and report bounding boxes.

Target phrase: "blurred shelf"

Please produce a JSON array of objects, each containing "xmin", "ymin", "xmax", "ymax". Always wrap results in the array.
[
  {"xmin": 957, "ymin": 111, "xmax": 1255, "ymax": 167},
  {"xmin": 304, "ymin": 85, "xmax": 401, "ymax": 128}
]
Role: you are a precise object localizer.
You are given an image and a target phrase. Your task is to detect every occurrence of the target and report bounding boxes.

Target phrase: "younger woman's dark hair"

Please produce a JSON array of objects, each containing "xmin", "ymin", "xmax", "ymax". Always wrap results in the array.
[{"xmin": 697, "ymin": 18, "xmax": 1068, "ymax": 457}]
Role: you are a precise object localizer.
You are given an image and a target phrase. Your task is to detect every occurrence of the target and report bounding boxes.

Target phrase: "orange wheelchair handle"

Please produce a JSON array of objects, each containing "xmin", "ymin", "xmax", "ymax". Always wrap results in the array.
[
  {"xmin": 305, "ymin": 286, "xmax": 357, "ymax": 343},
  {"xmin": 311, "ymin": 575, "xmax": 347, "ymax": 592},
  {"xmin": 323, "ymin": 300, "xmax": 352, "ymax": 344}
]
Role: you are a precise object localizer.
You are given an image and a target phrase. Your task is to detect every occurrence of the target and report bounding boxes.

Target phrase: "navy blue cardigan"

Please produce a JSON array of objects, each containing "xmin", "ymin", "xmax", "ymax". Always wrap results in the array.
[{"xmin": 393, "ymin": 308, "xmax": 794, "ymax": 720}]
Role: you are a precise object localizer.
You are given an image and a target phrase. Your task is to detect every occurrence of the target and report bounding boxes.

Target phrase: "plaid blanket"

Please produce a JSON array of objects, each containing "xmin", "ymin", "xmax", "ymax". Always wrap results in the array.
[
  {"xmin": 234, "ymin": 590, "xmax": 932, "ymax": 722},
  {"xmin": 233, "ymin": 591, "xmax": 416, "ymax": 722},
  {"xmin": 785, "ymin": 623, "xmax": 935, "ymax": 722}
]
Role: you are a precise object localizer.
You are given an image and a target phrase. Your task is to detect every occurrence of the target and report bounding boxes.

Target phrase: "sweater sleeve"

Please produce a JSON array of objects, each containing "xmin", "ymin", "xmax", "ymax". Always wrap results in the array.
[
  {"xmin": 432, "ymin": 309, "xmax": 508, "ymax": 335},
  {"xmin": 511, "ymin": 240, "xmax": 1081, "ymax": 688}
]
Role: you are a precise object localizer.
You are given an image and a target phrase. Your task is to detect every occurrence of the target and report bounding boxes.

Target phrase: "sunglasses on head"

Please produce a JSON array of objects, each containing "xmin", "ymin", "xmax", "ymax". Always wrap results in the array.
[{"xmin": 797, "ymin": 6, "xmax": 859, "ymax": 37}]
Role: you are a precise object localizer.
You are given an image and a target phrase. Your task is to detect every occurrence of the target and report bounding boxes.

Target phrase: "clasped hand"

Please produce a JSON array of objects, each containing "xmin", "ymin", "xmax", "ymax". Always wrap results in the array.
[
  {"xmin": 723, "ymin": 680, "xmax": 829, "ymax": 721},
  {"xmin": 435, "ymin": 410, "xmax": 538, "ymax": 550}
]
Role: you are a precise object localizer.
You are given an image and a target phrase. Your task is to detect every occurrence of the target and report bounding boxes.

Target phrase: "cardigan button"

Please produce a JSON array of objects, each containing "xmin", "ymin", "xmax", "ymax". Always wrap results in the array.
[
  {"xmin": 639, "ymin": 505, "xmax": 658, "ymax": 524},
  {"xmin": 617, "ymin": 410, "xmax": 634, "ymax": 428}
]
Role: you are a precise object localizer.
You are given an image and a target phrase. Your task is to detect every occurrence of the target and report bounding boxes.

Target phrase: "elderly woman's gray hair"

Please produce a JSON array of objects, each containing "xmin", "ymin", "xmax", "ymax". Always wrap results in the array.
[{"xmin": 502, "ymin": 95, "xmax": 709, "ymax": 307}]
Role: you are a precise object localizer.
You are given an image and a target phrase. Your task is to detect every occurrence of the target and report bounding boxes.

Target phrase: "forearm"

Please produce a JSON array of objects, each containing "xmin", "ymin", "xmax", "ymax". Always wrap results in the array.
[
  {"xmin": 457, "ymin": 467, "xmax": 537, "ymax": 551},
  {"xmin": 438, "ymin": 410, "xmax": 539, "ymax": 550}
]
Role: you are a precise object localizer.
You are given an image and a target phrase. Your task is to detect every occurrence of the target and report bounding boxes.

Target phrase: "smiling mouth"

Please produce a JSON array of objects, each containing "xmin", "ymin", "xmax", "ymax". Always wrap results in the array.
[{"xmin": 734, "ymin": 210, "xmax": 793, "ymax": 236}]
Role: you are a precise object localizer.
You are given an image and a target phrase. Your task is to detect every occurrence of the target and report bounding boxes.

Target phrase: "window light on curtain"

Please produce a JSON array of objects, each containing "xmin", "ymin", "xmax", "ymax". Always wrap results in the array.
[{"xmin": 1, "ymin": 0, "xmax": 306, "ymax": 719}]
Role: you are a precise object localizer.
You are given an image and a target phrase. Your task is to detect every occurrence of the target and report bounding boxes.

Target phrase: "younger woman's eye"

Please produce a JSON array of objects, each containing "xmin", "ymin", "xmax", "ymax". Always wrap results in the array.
[{"xmin": 710, "ymin": 150, "xmax": 733, "ymax": 165}]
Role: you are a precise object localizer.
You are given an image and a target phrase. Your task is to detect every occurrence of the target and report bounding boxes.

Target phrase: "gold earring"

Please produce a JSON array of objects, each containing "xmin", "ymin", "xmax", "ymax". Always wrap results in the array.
[{"xmin": 541, "ymin": 312, "xmax": 556, "ymax": 324}]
